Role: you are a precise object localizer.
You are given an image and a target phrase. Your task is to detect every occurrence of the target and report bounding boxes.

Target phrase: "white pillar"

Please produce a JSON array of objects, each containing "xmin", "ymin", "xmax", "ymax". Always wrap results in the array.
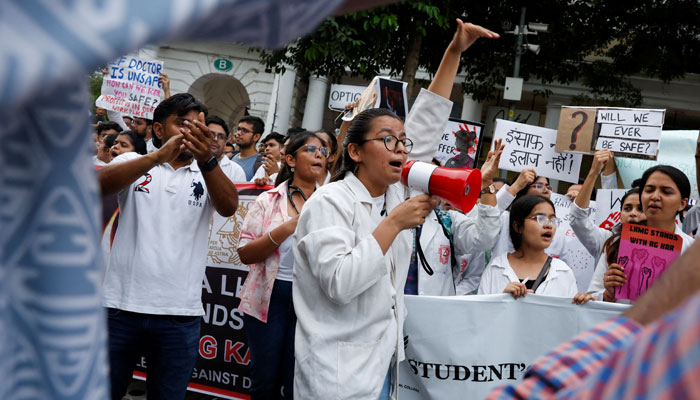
[
  {"xmin": 544, "ymin": 95, "xmax": 570, "ymax": 192},
  {"xmin": 273, "ymin": 67, "xmax": 297, "ymax": 134},
  {"xmin": 301, "ymin": 75, "xmax": 328, "ymax": 131},
  {"xmin": 460, "ymin": 93, "xmax": 483, "ymax": 122}
]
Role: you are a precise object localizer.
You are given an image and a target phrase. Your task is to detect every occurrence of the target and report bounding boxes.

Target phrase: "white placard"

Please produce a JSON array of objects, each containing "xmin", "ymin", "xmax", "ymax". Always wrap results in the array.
[
  {"xmin": 596, "ymin": 108, "xmax": 665, "ymax": 126},
  {"xmin": 492, "ymin": 119, "xmax": 583, "ymax": 183},
  {"xmin": 327, "ymin": 84, "xmax": 365, "ymax": 111},
  {"xmin": 399, "ymin": 294, "xmax": 627, "ymax": 399},
  {"xmin": 96, "ymin": 55, "xmax": 164, "ymax": 119},
  {"xmin": 595, "ymin": 137, "xmax": 659, "ymax": 156},
  {"xmin": 594, "ymin": 189, "xmax": 629, "ymax": 230},
  {"xmin": 434, "ymin": 119, "xmax": 484, "ymax": 167}
]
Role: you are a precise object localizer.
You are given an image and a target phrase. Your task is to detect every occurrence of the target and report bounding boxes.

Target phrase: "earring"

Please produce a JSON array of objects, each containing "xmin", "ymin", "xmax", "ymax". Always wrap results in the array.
[{"xmin": 291, "ymin": 167, "xmax": 294, "ymax": 172}]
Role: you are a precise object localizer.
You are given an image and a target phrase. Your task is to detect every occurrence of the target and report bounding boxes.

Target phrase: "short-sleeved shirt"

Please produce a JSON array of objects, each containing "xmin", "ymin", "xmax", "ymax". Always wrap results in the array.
[
  {"xmin": 102, "ymin": 152, "xmax": 237, "ymax": 316},
  {"xmin": 233, "ymin": 153, "xmax": 261, "ymax": 181}
]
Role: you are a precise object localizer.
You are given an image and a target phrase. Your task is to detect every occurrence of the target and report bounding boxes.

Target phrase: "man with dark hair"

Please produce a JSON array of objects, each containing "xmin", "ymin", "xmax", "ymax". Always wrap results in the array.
[
  {"xmin": 232, "ymin": 115, "xmax": 265, "ymax": 180},
  {"xmin": 224, "ymin": 143, "xmax": 235, "ymax": 159},
  {"xmin": 94, "ymin": 121, "xmax": 123, "ymax": 162},
  {"xmin": 122, "ymin": 115, "xmax": 133, "ymax": 130},
  {"xmin": 206, "ymin": 115, "xmax": 246, "ymax": 182},
  {"xmin": 252, "ymin": 132, "xmax": 285, "ymax": 185},
  {"xmin": 98, "ymin": 93, "xmax": 239, "ymax": 400}
]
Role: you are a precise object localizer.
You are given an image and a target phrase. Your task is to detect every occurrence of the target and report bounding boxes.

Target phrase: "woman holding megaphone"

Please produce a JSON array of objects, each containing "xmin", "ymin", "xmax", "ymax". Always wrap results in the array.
[{"xmin": 292, "ymin": 20, "xmax": 498, "ymax": 400}]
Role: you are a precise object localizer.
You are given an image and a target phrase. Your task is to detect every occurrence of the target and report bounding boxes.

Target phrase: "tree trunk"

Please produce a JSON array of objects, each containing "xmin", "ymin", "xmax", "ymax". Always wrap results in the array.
[{"xmin": 401, "ymin": 28, "xmax": 423, "ymax": 97}]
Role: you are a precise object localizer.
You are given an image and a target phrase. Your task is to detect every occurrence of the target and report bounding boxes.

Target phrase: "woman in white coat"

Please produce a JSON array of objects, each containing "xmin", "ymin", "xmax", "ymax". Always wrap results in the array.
[
  {"xmin": 478, "ymin": 195, "xmax": 594, "ymax": 304},
  {"xmin": 292, "ymin": 21, "xmax": 499, "ymax": 400},
  {"xmin": 407, "ymin": 141, "xmax": 504, "ymax": 296}
]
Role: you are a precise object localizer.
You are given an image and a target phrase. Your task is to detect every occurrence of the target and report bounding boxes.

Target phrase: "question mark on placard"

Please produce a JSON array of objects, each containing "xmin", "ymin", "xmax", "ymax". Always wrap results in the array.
[{"xmin": 569, "ymin": 111, "xmax": 588, "ymax": 150}]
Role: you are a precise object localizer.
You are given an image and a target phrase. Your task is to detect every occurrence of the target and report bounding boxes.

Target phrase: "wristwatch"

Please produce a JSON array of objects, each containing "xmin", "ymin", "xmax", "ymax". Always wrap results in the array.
[
  {"xmin": 198, "ymin": 155, "xmax": 218, "ymax": 172},
  {"xmin": 480, "ymin": 184, "xmax": 496, "ymax": 195}
]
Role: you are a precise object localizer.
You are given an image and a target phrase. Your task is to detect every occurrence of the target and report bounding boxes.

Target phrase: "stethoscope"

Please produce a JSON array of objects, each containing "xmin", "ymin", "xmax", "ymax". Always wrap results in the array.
[{"xmin": 287, "ymin": 182, "xmax": 313, "ymax": 214}]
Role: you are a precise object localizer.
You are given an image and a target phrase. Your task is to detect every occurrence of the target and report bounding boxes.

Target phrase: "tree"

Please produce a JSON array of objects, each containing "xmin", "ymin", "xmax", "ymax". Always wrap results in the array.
[{"xmin": 256, "ymin": 0, "xmax": 700, "ymax": 106}]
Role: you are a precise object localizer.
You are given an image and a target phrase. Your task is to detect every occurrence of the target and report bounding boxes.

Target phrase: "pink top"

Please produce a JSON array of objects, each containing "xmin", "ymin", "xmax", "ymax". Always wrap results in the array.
[{"xmin": 237, "ymin": 181, "xmax": 289, "ymax": 322}]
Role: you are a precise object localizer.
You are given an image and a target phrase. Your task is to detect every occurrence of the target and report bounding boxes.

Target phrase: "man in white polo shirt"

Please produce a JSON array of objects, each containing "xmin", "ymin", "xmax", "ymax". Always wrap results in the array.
[{"xmin": 98, "ymin": 93, "xmax": 238, "ymax": 400}]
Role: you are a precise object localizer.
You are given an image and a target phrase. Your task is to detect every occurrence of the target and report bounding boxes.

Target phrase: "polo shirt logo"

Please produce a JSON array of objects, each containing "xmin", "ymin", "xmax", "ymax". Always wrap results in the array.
[
  {"xmin": 134, "ymin": 173, "xmax": 152, "ymax": 193},
  {"xmin": 189, "ymin": 180, "xmax": 204, "ymax": 207}
]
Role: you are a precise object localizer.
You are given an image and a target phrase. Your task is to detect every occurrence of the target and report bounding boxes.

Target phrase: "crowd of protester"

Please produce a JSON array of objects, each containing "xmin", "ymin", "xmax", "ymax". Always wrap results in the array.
[{"xmin": 89, "ymin": 19, "xmax": 700, "ymax": 400}]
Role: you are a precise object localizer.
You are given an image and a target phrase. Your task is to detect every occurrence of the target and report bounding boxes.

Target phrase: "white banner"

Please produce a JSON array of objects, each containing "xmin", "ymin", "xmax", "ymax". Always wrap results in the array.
[
  {"xmin": 493, "ymin": 119, "xmax": 582, "ymax": 183},
  {"xmin": 434, "ymin": 119, "xmax": 484, "ymax": 168},
  {"xmin": 399, "ymin": 294, "xmax": 627, "ymax": 399}
]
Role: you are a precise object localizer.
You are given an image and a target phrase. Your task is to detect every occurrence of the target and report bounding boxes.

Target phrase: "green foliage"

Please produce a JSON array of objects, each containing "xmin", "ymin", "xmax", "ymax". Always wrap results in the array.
[
  {"xmin": 256, "ymin": 0, "xmax": 700, "ymax": 105},
  {"xmin": 88, "ymin": 70, "xmax": 103, "ymax": 111}
]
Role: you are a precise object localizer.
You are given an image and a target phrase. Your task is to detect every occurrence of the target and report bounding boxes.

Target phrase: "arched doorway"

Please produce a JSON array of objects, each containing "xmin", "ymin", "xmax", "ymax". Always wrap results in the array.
[{"xmin": 188, "ymin": 73, "xmax": 250, "ymax": 130}]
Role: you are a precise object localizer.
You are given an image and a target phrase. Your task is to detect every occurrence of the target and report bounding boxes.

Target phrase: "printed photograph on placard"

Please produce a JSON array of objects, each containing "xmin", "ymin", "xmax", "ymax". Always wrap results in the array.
[
  {"xmin": 434, "ymin": 119, "xmax": 484, "ymax": 169},
  {"xmin": 378, "ymin": 77, "xmax": 408, "ymax": 120}
]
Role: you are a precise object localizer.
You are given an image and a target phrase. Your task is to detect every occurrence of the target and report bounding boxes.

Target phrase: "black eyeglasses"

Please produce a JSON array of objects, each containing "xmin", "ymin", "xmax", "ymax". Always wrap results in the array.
[
  {"xmin": 360, "ymin": 135, "xmax": 413, "ymax": 153},
  {"xmin": 294, "ymin": 144, "xmax": 329, "ymax": 158},
  {"xmin": 235, "ymin": 127, "xmax": 253, "ymax": 134}
]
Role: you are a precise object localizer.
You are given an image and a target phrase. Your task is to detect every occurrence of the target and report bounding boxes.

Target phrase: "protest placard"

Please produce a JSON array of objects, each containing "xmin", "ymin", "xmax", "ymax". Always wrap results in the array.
[
  {"xmin": 434, "ymin": 119, "xmax": 484, "ymax": 168},
  {"xmin": 96, "ymin": 55, "xmax": 164, "ymax": 119},
  {"xmin": 328, "ymin": 84, "xmax": 364, "ymax": 111},
  {"xmin": 616, "ymin": 223, "xmax": 682, "ymax": 301},
  {"xmin": 594, "ymin": 189, "xmax": 628, "ymax": 230},
  {"xmin": 555, "ymin": 107, "xmax": 597, "ymax": 153},
  {"xmin": 595, "ymin": 108, "xmax": 665, "ymax": 157},
  {"xmin": 492, "ymin": 119, "xmax": 582, "ymax": 183},
  {"xmin": 615, "ymin": 130, "xmax": 700, "ymax": 200},
  {"xmin": 342, "ymin": 77, "xmax": 408, "ymax": 121}
]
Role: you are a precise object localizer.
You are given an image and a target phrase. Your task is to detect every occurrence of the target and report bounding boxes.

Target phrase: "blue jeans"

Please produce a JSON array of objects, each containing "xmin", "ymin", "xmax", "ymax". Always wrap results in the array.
[
  {"xmin": 242, "ymin": 279, "xmax": 296, "ymax": 399},
  {"xmin": 106, "ymin": 308, "xmax": 200, "ymax": 400}
]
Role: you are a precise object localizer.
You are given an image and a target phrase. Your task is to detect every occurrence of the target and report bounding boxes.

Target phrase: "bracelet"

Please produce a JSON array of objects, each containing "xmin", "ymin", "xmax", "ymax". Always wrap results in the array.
[{"xmin": 267, "ymin": 231, "xmax": 280, "ymax": 247}]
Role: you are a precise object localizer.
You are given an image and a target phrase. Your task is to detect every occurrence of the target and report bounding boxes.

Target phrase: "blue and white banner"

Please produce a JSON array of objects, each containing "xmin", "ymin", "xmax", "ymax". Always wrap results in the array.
[{"xmin": 399, "ymin": 294, "xmax": 627, "ymax": 399}]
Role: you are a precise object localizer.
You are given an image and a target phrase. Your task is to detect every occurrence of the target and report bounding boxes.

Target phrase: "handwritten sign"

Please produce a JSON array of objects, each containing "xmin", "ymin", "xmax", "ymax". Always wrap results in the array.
[
  {"xmin": 434, "ymin": 118, "xmax": 484, "ymax": 168},
  {"xmin": 342, "ymin": 77, "xmax": 407, "ymax": 121},
  {"xmin": 328, "ymin": 84, "xmax": 364, "ymax": 111},
  {"xmin": 492, "ymin": 119, "xmax": 582, "ymax": 183},
  {"xmin": 595, "ymin": 108, "xmax": 665, "ymax": 157},
  {"xmin": 615, "ymin": 130, "xmax": 700, "ymax": 200},
  {"xmin": 594, "ymin": 189, "xmax": 628, "ymax": 230},
  {"xmin": 96, "ymin": 55, "xmax": 164, "ymax": 119},
  {"xmin": 616, "ymin": 223, "xmax": 682, "ymax": 301},
  {"xmin": 556, "ymin": 107, "xmax": 597, "ymax": 153}
]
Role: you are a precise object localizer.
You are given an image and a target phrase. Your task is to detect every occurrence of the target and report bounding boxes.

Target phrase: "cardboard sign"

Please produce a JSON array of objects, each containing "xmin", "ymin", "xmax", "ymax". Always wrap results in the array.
[
  {"xmin": 434, "ymin": 118, "xmax": 484, "ymax": 168},
  {"xmin": 492, "ymin": 119, "xmax": 582, "ymax": 183},
  {"xmin": 328, "ymin": 84, "xmax": 364, "ymax": 111},
  {"xmin": 615, "ymin": 130, "xmax": 700, "ymax": 200},
  {"xmin": 342, "ymin": 77, "xmax": 408, "ymax": 121},
  {"xmin": 556, "ymin": 107, "xmax": 665, "ymax": 158},
  {"xmin": 594, "ymin": 189, "xmax": 629, "ymax": 230},
  {"xmin": 616, "ymin": 223, "xmax": 682, "ymax": 301},
  {"xmin": 96, "ymin": 55, "xmax": 164, "ymax": 119},
  {"xmin": 555, "ymin": 107, "xmax": 597, "ymax": 153}
]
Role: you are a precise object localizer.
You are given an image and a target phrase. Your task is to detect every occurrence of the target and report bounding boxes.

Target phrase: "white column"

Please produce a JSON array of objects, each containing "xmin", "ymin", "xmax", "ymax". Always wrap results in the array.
[
  {"xmin": 460, "ymin": 93, "xmax": 483, "ymax": 122},
  {"xmin": 544, "ymin": 95, "xmax": 570, "ymax": 192},
  {"xmin": 273, "ymin": 67, "xmax": 297, "ymax": 134},
  {"xmin": 301, "ymin": 75, "xmax": 328, "ymax": 131}
]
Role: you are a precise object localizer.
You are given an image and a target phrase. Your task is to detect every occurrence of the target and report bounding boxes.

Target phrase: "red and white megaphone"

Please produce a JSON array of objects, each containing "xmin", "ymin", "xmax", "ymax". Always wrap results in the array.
[{"xmin": 400, "ymin": 160, "xmax": 482, "ymax": 213}]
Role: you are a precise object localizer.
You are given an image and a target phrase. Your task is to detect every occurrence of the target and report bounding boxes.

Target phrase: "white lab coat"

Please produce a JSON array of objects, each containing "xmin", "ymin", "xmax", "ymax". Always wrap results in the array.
[
  {"xmin": 587, "ymin": 225, "xmax": 695, "ymax": 300},
  {"xmin": 292, "ymin": 88, "xmax": 452, "ymax": 399},
  {"xmin": 415, "ymin": 204, "xmax": 501, "ymax": 296},
  {"xmin": 477, "ymin": 253, "xmax": 578, "ymax": 297}
]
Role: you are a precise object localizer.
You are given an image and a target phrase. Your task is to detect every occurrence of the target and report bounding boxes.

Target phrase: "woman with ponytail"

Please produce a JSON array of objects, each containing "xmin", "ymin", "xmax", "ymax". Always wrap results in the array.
[{"xmin": 236, "ymin": 130, "xmax": 328, "ymax": 399}]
